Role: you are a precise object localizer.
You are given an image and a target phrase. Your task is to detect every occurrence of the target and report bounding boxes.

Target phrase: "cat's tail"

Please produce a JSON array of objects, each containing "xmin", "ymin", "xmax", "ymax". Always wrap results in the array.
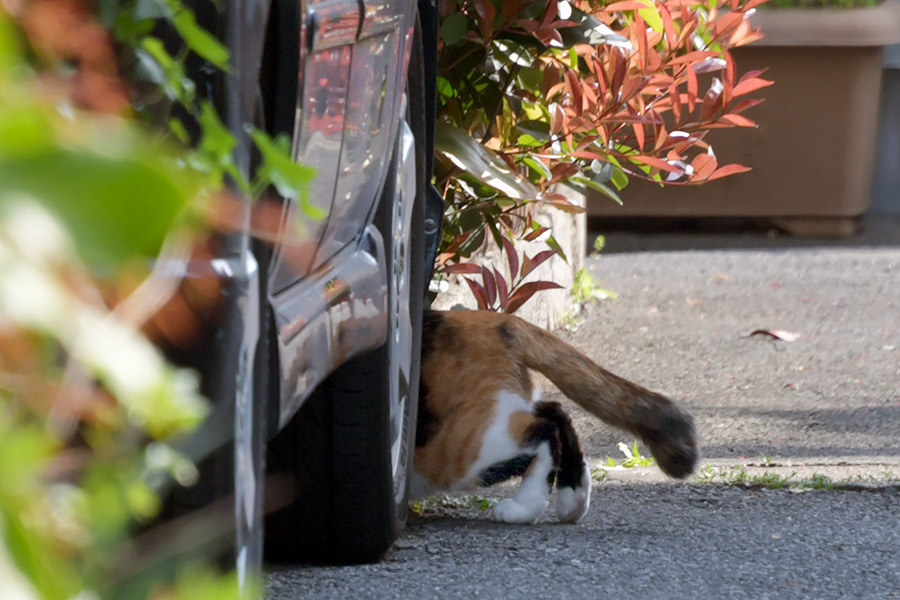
[{"xmin": 502, "ymin": 314, "xmax": 698, "ymax": 479}]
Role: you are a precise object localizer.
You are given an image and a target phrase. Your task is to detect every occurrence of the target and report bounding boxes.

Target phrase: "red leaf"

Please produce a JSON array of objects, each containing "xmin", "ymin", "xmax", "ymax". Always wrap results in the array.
[
  {"xmin": 505, "ymin": 281, "xmax": 564, "ymax": 314},
  {"xmin": 686, "ymin": 67, "xmax": 698, "ymax": 113},
  {"xmin": 712, "ymin": 12, "xmax": 744, "ymax": 37},
  {"xmin": 720, "ymin": 113, "xmax": 756, "ymax": 127},
  {"xmin": 521, "ymin": 249, "xmax": 559, "ymax": 278},
  {"xmin": 593, "ymin": 57, "xmax": 608, "ymax": 97},
  {"xmin": 636, "ymin": 14, "xmax": 648, "ymax": 70},
  {"xmin": 501, "ymin": 235, "xmax": 519, "ymax": 279},
  {"xmin": 632, "ymin": 121, "xmax": 645, "ymax": 151},
  {"xmin": 494, "ymin": 267, "xmax": 509, "ymax": 308},
  {"xmin": 706, "ymin": 163, "xmax": 752, "ymax": 181},
  {"xmin": 700, "ymin": 79, "xmax": 723, "ymax": 122},
  {"xmin": 571, "ymin": 150, "xmax": 612, "ymax": 161},
  {"xmin": 565, "ymin": 69, "xmax": 583, "ymax": 117},
  {"xmin": 437, "ymin": 230, "xmax": 472, "ymax": 266},
  {"xmin": 541, "ymin": 196, "xmax": 585, "ymax": 213},
  {"xmin": 669, "ymin": 51, "xmax": 721, "ymax": 66},
  {"xmin": 502, "ymin": 0, "xmax": 526, "ymax": 21},
  {"xmin": 442, "ymin": 262, "xmax": 483, "ymax": 274},
  {"xmin": 550, "ymin": 103, "xmax": 564, "ymax": 135},
  {"xmin": 690, "ymin": 153, "xmax": 718, "ymax": 181},
  {"xmin": 632, "ymin": 155, "xmax": 682, "ymax": 174},
  {"xmin": 464, "ymin": 277, "xmax": 490, "ymax": 310},
  {"xmin": 548, "ymin": 162, "xmax": 580, "ymax": 186},
  {"xmin": 576, "ymin": 135, "xmax": 599, "ymax": 151},
  {"xmin": 731, "ymin": 98, "xmax": 765, "ymax": 114},
  {"xmin": 481, "ymin": 266, "xmax": 497, "ymax": 306},
  {"xmin": 733, "ymin": 77, "xmax": 774, "ymax": 97},
  {"xmin": 611, "ymin": 49, "xmax": 626, "ymax": 100},
  {"xmin": 728, "ymin": 19, "xmax": 752, "ymax": 47},
  {"xmin": 523, "ymin": 225, "xmax": 549, "ymax": 241},
  {"xmin": 474, "ymin": 0, "xmax": 496, "ymax": 41},
  {"xmin": 542, "ymin": 64, "xmax": 560, "ymax": 98},
  {"xmin": 540, "ymin": 0, "xmax": 558, "ymax": 28},
  {"xmin": 669, "ymin": 82, "xmax": 682, "ymax": 124},
  {"xmin": 604, "ymin": 1, "xmax": 652, "ymax": 10}
]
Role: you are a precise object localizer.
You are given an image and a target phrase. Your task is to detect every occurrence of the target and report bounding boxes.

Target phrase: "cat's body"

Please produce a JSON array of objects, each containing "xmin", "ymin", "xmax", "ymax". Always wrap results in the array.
[{"xmin": 413, "ymin": 310, "xmax": 698, "ymax": 524}]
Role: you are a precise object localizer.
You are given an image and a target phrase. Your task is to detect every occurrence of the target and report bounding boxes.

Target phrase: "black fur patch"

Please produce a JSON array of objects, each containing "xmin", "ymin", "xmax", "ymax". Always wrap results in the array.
[
  {"xmin": 420, "ymin": 310, "xmax": 443, "ymax": 358},
  {"xmin": 416, "ymin": 312, "xmax": 443, "ymax": 448},
  {"xmin": 533, "ymin": 401, "xmax": 585, "ymax": 489},
  {"xmin": 479, "ymin": 455, "xmax": 534, "ymax": 486},
  {"xmin": 415, "ymin": 380, "xmax": 439, "ymax": 448},
  {"xmin": 633, "ymin": 399, "xmax": 698, "ymax": 479},
  {"xmin": 497, "ymin": 322, "xmax": 515, "ymax": 344},
  {"xmin": 524, "ymin": 417, "xmax": 561, "ymax": 487},
  {"xmin": 422, "ymin": 310, "xmax": 462, "ymax": 356}
]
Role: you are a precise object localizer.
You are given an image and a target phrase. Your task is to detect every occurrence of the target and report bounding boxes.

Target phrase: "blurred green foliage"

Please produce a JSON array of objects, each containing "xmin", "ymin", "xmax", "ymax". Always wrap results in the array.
[{"xmin": 0, "ymin": 0, "xmax": 308, "ymax": 597}]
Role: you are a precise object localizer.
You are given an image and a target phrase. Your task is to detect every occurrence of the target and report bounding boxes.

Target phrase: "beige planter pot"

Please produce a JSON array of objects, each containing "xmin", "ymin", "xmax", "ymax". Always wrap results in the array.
[{"xmin": 587, "ymin": 1, "xmax": 900, "ymax": 236}]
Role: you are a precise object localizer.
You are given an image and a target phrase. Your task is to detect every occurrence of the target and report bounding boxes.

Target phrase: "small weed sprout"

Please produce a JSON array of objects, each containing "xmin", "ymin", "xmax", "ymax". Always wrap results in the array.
[
  {"xmin": 410, "ymin": 494, "xmax": 495, "ymax": 514},
  {"xmin": 795, "ymin": 474, "xmax": 835, "ymax": 491},
  {"xmin": 600, "ymin": 441, "xmax": 656, "ymax": 470},
  {"xmin": 695, "ymin": 464, "xmax": 719, "ymax": 485}
]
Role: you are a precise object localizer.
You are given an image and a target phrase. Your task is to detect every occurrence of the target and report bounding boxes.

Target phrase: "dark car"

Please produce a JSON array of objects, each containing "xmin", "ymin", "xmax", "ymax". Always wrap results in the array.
[{"xmin": 161, "ymin": 0, "xmax": 442, "ymax": 584}]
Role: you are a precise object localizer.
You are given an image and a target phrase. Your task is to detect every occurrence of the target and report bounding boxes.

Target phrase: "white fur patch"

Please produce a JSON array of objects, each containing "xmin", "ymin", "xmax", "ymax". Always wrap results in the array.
[
  {"xmin": 459, "ymin": 390, "xmax": 531, "ymax": 490},
  {"xmin": 556, "ymin": 458, "xmax": 592, "ymax": 523},
  {"xmin": 492, "ymin": 443, "xmax": 552, "ymax": 524}
]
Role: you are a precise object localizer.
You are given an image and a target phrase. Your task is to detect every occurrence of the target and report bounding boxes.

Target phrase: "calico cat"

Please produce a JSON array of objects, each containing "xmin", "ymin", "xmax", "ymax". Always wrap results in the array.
[{"xmin": 412, "ymin": 310, "xmax": 698, "ymax": 524}]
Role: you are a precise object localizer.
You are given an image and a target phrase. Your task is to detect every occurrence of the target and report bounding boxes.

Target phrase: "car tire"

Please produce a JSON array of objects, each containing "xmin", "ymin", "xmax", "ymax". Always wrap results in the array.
[{"xmin": 264, "ymin": 20, "xmax": 427, "ymax": 565}]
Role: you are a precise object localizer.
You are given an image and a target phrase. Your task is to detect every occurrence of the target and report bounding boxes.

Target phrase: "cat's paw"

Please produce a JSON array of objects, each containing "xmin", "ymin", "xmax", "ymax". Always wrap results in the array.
[
  {"xmin": 492, "ymin": 498, "xmax": 547, "ymax": 524},
  {"xmin": 556, "ymin": 459, "xmax": 591, "ymax": 523}
]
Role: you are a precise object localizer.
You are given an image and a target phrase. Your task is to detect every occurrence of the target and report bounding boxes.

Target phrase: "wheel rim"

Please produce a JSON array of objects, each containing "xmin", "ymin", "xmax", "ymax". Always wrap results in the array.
[{"xmin": 388, "ymin": 118, "xmax": 416, "ymax": 504}]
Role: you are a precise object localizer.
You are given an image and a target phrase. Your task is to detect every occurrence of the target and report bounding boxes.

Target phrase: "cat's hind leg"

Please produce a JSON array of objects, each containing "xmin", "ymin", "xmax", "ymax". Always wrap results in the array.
[
  {"xmin": 533, "ymin": 401, "xmax": 591, "ymax": 524},
  {"xmin": 491, "ymin": 401, "xmax": 591, "ymax": 524},
  {"xmin": 489, "ymin": 401, "xmax": 569, "ymax": 524}
]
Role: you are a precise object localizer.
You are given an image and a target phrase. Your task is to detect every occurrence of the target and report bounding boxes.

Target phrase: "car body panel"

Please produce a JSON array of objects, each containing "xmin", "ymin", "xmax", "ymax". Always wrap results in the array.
[
  {"xmin": 273, "ymin": 225, "xmax": 388, "ymax": 428},
  {"xmin": 157, "ymin": 0, "xmax": 425, "ymax": 586},
  {"xmin": 263, "ymin": 0, "xmax": 417, "ymax": 425}
]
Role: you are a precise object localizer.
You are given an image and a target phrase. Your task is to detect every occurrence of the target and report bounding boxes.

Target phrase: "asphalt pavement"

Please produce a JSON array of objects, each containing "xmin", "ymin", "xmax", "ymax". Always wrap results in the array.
[{"xmin": 267, "ymin": 216, "xmax": 900, "ymax": 599}]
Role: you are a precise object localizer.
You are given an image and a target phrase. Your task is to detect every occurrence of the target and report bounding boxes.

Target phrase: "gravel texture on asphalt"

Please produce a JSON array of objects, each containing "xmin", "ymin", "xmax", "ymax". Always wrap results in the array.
[{"xmin": 267, "ymin": 243, "xmax": 900, "ymax": 599}]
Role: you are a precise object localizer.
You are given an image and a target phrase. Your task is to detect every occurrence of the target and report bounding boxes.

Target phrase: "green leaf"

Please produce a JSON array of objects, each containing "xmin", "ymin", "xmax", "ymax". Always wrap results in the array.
[
  {"xmin": 435, "ymin": 123, "xmax": 541, "ymax": 202},
  {"xmin": 0, "ymin": 11, "xmax": 22, "ymax": 75},
  {"xmin": 138, "ymin": 37, "xmax": 195, "ymax": 106},
  {"xmin": 637, "ymin": 0, "xmax": 664, "ymax": 32},
  {"xmin": 522, "ymin": 156, "xmax": 551, "ymax": 180},
  {"xmin": 520, "ymin": 101, "xmax": 545, "ymax": 121},
  {"xmin": 0, "ymin": 148, "xmax": 192, "ymax": 269},
  {"xmin": 166, "ymin": 1, "xmax": 230, "ymax": 70},
  {"xmin": 611, "ymin": 166, "xmax": 629, "ymax": 191},
  {"xmin": 436, "ymin": 75, "xmax": 455, "ymax": 99},
  {"xmin": 544, "ymin": 233, "xmax": 568, "ymax": 265},
  {"xmin": 192, "ymin": 101, "xmax": 245, "ymax": 189},
  {"xmin": 569, "ymin": 176, "xmax": 623, "ymax": 205},
  {"xmin": 248, "ymin": 128, "xmax": 321, "ymax": 218},
  {"xmin": 517, "ymin": 134, "xmax": 544, "ymax": 147},
  {"xmin": 440, "ymin": 12, "xmax": 469, "ymax": 46},
  {"xmin": 198, "ymin": 101, "xmax": 236, "ymax": 160},
  {"xmin": 168, "ymin": 117, "xmax": 190, "ymax": 144},
  {"xmin": 492, "ymin": 39, "xmax": 533, "ymax": 68},
  {"xmin": 517, "ymin": 67, "xmax": 543, "ymax": 92}
]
